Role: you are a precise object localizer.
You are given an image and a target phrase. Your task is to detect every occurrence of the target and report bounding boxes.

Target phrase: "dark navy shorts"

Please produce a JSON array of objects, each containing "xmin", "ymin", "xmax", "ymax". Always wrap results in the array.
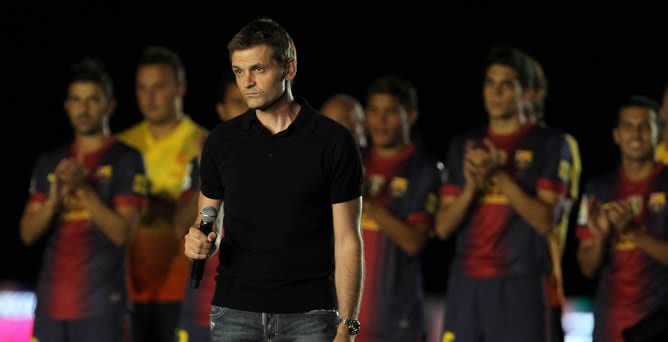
[
  {"xmin": 441, "ymin": 276, "xmax": 549, "ymax": 342},
  {"xmin": 32, "ymin": 311, "xmax": 128, "ymax": 342},
  {"xmin": 175, "ymin": 319, "xmax": 210, "ymax": 342}
]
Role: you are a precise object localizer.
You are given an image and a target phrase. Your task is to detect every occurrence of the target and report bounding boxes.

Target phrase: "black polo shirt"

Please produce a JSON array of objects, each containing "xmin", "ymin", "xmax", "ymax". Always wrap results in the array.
[{"xmin": 200, "ymin": 97, "xmax": 363, "ymax": 313}]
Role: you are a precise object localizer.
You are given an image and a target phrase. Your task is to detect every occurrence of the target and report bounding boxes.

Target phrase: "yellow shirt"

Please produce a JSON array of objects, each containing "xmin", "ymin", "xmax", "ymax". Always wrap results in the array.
[{"xmin": 117, "ymin": 115, "xmax": 207, "ymax": 302}]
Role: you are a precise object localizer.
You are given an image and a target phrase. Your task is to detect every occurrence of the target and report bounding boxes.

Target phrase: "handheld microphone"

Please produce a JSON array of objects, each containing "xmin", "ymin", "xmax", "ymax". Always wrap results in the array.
[{"xmin": 190, "ymin": 206, "xmax": 218, "ymax": 289}]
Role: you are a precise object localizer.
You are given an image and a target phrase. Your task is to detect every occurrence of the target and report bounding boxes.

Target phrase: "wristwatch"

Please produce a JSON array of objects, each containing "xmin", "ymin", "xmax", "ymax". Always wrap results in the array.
[{"xmin": 337, "ymin": 317, "xmax": 361, "ymax": 335}]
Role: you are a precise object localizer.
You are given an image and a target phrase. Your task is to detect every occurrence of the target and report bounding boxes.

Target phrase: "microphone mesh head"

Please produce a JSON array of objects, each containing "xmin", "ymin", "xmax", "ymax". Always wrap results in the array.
[{"xmin": 200, "ymin": 206, "xmax": 218, "ymax": 223}]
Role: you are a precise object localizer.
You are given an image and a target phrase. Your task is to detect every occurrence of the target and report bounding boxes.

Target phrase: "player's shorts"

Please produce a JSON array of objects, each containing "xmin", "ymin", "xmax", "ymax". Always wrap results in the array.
[
  {"xmin": 441, "ymin": 275, "xmax": 548, "ymax": 342},
  {"xmin": 175, "ymin": 305, "xmax": 210, "ymax": 342},
  {"xmin": 32, "ymin": 311, "xmax": 128, "ymax": 342}
]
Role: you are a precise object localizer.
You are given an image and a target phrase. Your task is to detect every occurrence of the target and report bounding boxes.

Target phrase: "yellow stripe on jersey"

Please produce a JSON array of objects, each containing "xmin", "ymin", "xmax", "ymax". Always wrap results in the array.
[
  {"xmin": 614, "ymin": 240, "xmax": 636, "ymax": 250},
  {"xmin": 62, "ymin": 209, "xmax": 90, "ymax": 220},
  {"xmin": 480, "ymin": 193, "xmax": 509, "ymax": 204},
  {"xmin": 565, "ymin": 133, "xmax": 582, "ymax": 199}
]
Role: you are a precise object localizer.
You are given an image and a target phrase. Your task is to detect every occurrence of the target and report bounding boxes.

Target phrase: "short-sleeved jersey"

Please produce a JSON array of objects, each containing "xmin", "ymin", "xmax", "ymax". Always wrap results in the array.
[
  {"xmin": 200, "ymin": 98, "xmax": 364, "ymax": 313},
  {"xmin": 359, "ymin": 144, "xmax": 442, "ymax": 339},
  {"xmin": 553, "ymin": 132, "xmax": 582, "ymax": 246},
  {"xmin": 28, "ymin": 138, "xmax": 147, "ymax": 319},
  {"xmin": 441, "ymin": 123, "xmax": 571, "ymax": 278},
  {"xmin": 576, "ymin": 164, "xmax": 668, "ymax": 341},
  {"xmin": 117, "ymin": 115, "xmax": 207, "ymax": 302},
  {"xmin": 545, "ymin": 131, "xmax": 581, "ymax": 308}
]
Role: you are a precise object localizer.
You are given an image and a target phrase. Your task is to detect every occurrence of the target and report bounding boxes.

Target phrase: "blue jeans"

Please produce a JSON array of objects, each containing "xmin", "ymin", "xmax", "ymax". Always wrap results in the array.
[{"xmin": 210, "ymin": 306, "xmax": 338, "ymax": 342}]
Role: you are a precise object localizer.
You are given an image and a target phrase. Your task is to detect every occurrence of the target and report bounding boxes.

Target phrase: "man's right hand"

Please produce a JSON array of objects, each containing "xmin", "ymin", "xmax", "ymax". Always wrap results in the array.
[
  {"xmin": 184, "ymin": 226, "xmax": 217, "ymax": 260},
  {"xmin": 586, "ymin": 196, "xmax": 611, "ymax": 239}
]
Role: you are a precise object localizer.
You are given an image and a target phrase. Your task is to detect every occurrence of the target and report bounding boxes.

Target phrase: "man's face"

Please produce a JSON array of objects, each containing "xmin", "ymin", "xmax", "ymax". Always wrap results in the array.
[
  {"xmin": 365, "ymin": 93, "xmax": 411, "ymax": 148},
  {"xmin": 483, "ymin": 64, "xmax": 523, "ymax": 119},
  {"xmin": 614, "ymin": 106, "xmax": 658, "ymax": 162},
  {"xmin": 64, "ymin": 81, "xmax": 111, "ymax": 136},
  {"xmin": 231, "ymin": 44, "xmax": 292, "ymax": 111},
  {"xmin": 135, "ymin": 63, "xmax": 183, "ymax": 124}
]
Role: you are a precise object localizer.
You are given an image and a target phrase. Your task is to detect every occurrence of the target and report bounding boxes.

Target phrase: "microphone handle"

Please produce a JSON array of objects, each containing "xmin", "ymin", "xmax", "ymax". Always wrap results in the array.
[{"xmin": 190, "ymin": 220, "xmax": 214, "ymax": 288}]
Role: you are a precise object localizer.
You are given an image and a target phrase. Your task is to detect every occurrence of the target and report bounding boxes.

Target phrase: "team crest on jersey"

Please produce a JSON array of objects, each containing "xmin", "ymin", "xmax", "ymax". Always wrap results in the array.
[
  {"xmin": 514, "ymin": 150, "xmax": 533, "ymax": 170},
  {"xmin": 96, "ymin": 165, "xmax": 112, "ymax": 182},
  {"xmin": 389, "ymin": 177, "xmax": 408, "ymax": 197},
  {"xmin": 649, "ymin": 192, "xmax": 666, "ymax": 213}
]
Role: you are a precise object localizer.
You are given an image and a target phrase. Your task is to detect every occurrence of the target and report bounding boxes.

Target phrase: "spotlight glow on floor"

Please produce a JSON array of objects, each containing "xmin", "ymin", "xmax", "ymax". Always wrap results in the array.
[
  {"xmin": 1, "ymin": 290, "xmax": 594, "ymax": 342},
  {"xmin": 0, "ymin": 290, "xmax": 35, "ymax": 342}
]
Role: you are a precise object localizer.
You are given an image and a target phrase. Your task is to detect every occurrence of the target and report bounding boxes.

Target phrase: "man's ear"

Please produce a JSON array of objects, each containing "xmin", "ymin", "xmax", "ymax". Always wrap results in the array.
[{"xmin": 284, "ymin": 58, "xmax": 297, "ymax": 81}]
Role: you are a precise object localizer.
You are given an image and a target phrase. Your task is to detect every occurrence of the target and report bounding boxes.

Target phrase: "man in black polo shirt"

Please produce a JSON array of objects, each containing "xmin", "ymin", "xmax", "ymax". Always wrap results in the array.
[{"xmin": 184, "ymin": 18, "xmax": 364, "ymax": 342}]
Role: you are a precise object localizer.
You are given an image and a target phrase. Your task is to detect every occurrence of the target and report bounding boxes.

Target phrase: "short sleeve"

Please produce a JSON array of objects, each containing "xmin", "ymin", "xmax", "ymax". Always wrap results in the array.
[{"xmin": 329, "ymin": 130, "xmax": 363, "ymax": 204}]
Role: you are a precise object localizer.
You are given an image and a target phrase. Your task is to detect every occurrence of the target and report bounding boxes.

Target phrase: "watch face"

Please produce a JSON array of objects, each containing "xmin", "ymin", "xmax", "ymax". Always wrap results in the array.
[
  {"xmin": 338, "ymin": 318, "xmax": 360, "ymax": 335},
  {"xmin": 346, "ymin": 319, "xmax": 360, "ymax": 335}
]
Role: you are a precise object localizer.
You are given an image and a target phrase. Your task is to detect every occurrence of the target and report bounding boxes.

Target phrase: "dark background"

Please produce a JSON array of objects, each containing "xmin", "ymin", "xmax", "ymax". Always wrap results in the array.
[{"xmin": 4, "ymin": 4, "xmax": 666, "ymax": 299}]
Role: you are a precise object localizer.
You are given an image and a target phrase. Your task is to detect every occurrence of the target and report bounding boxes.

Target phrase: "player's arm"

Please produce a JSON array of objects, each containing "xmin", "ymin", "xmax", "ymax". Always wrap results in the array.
[
  {"xmin": 333, "ymin": 196, "xmax": 363, "ymax": 339},
  {"xmin": 627, "ymin": 229, "xmax": 668, "ymax": 265},
  {"xmin": 78, "ymin": 186, "xmax": 142, "ymax": 246},
  {"xmin": 78, "ymin": 154, "xmax": 146, "ymax": 246},
  {"xmin": 435, "ymin": 185, "xmax": 477, "ymax": 240},
  {"xmin": 20, "ymin": 157, "xmax": 140, "ymax": 246},
  {"xmin": 576, "ymin": 195, "xmax": 610, "ymax": 278},
  {"xmin": 494, "ymin": 171, "xmax": 559, "ymax": 236},
  {"xmin": 576, "ymin": 235, "xmax": 608, "ymax": 278},
  {"xmin": 435, "ymin": 139, "xmax": 479, "ymax": 240},
  {"xmin": 364, "ymin": 199, "xmax": 428, "ymax": 256},
  {"xmin": 20, "ymin": 196, "xmax": 61, "ymax": 246},
  {"xmin": 494, "ymin": 135, "xmax": 571, "ymax": 236},
  {"xmin": 20, "ymin": 157, "xmax": 65, "ymax": 245}
]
